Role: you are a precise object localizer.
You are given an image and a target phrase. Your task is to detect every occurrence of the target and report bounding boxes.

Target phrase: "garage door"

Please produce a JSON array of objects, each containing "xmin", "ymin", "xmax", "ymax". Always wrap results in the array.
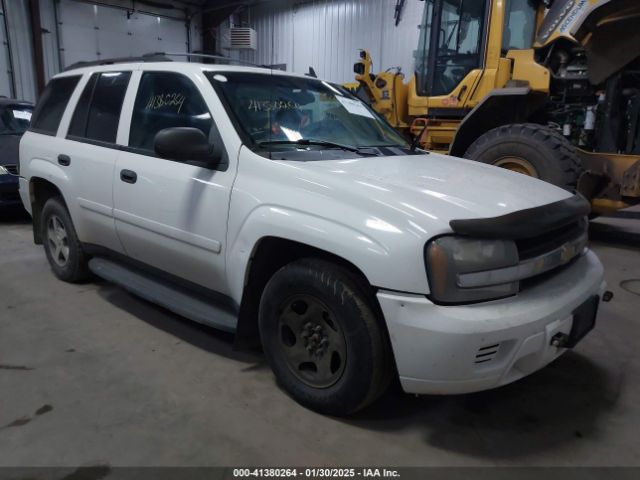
[
  {"xmin": 0, "ymin": 2, "xmax": 12, "ymax": 97},
  {"xmin": 57, "ymin": 0, "xmax": 188, "ymax": 68}
]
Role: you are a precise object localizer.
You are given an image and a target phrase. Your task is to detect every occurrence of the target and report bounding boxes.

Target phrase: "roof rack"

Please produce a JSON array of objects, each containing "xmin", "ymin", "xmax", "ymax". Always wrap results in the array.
[
  {"xmin": 161, "ymin": 52, "xmax": 270, "ymax": 68},
  {"xmin": 63, "ymin": 53, "xmax": 172, "ymax": 71},
  {"xmin": 63, "ymin": 52, "xmax": 270, "ymax": 72}
]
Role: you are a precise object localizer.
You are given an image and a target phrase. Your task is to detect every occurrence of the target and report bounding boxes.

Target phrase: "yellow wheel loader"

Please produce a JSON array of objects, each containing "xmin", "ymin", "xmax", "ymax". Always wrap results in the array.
[{"xmin": 350, "ymin": 0, "xmax": 640, "ymax": 214}]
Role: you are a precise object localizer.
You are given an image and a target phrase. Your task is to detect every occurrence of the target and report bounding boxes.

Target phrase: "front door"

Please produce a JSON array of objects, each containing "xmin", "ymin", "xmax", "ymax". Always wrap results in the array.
[{"xmin": 113, "ymin": 70, "xmax": 235, "ymax": 293}]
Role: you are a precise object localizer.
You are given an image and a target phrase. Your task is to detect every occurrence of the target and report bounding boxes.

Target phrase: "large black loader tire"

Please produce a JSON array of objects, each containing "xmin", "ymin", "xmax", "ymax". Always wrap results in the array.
[{"xmin": 464, "ymin": 123, "xmax": 582, "ymax": 192}]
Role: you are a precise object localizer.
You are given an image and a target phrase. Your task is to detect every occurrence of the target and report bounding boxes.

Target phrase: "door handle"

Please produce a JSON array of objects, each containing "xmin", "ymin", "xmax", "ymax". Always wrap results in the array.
[
  {"xmin": 120, "ymin": 169, "xmax": 137, "ymax": 184},
  {"xmin": 57, "ymin": 154, "xmax": 71, "ymax": 166}
]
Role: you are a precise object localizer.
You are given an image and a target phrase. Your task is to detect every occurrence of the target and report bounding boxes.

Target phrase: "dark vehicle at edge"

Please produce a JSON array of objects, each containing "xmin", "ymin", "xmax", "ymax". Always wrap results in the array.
[{"xmin": 0, "ymin": 97, "xmax": 33, "ymax": 210}]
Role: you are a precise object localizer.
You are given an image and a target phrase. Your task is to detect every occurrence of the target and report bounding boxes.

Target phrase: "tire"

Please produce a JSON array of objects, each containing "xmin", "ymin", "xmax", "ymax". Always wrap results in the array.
[
  {"xmin": 259, "ymin": 258, "xmax": 393, "ymax": 415},
  {"xmin": 41, "ymin": 197, "xmax": 90, "ymax": 283},
  {"xmin": 464, "ymin": 123, "xmax": 582, "ymax": 191}
]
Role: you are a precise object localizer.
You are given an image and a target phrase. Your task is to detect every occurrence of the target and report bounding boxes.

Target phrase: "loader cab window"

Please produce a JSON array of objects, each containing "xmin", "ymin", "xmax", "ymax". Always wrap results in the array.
[
  {"xmin": 416, "ymin": 0, "xmax": 488, "ymax": 97},
  {"xmin": 503, "ymin": 0, "xmax": 538, "ymax": 51},
  {"xmin": 415, "ymin": 1, "xmax": 435, "ymax": 97}
]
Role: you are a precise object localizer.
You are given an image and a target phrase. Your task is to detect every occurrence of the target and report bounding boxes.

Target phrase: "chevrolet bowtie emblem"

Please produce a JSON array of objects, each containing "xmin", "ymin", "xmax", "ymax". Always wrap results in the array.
[{"xmin": 560, "ymin": 244, "xmax": 575, "ymax": 263}]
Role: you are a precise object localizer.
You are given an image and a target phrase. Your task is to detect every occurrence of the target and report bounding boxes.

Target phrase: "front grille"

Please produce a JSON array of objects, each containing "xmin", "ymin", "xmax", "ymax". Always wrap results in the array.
[
  {"xmin": 516, "ymin": 218, "xmax": 587, "ymax": 261},
  {"xmin": 515, "ymin": 217, "xmax": 588, "ymax": 292},
  {"xmin": 475, "ymin": 343, "xmax": 500, "ymax": 364},
  {"xmin": 2, "ymin": 164, "xmax": 18, "ymax": 175}
]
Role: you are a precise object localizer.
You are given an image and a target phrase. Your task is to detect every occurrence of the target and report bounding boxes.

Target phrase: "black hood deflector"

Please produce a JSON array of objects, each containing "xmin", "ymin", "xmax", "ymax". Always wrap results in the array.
[{"xmin": 449, "ymin": 195, "xmax": 590, "ymax": 240}]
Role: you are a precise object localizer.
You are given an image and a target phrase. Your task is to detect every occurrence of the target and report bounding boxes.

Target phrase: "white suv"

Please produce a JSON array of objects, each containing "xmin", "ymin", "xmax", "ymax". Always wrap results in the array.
[{"xmin": 19, "ymin": 58, "xmax": 605, "ymax": 415}]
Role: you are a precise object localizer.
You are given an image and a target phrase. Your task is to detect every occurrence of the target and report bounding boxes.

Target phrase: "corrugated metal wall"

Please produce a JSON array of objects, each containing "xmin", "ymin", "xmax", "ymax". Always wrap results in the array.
[
  {"xmin": 1, "ymin": 0, "xmax": 201, "ymax": 101},
  {"xmin": 3, "ymin": 0, "xmax": 423, "ymax": 100},
  {"xmin": 0, "ymin": 0, "xmax": 13, "ymax": 97},
  {"xmin": 40, "ymin": 0, "xmax": 62, "ymax": 83},
  {"xmin": 220, "ymin": 0, "xmax": 425, "ymax": 84},
  {"xmin": 1, "ymin": 0, "xmax": 36, "ymax": 101}
]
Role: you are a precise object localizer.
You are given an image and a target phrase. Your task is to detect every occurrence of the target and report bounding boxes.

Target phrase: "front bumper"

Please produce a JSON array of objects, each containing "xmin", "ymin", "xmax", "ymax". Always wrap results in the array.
[
  {"xmin": 378, "ymin": 250, "xmax": 605, "ymax": 395},
  {"xmin": 0, "ymin": 173, "xmax": 21, "ymax": 207}
]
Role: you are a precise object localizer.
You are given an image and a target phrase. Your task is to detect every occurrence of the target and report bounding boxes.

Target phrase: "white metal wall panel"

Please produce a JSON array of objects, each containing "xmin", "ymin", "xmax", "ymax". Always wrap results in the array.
[
  {"xmin": 225, "ymin": 0, "xmax": 424, "ymax": 84},
  {"xmin": 39, "ymin": 0, "xmax": 61, "ymax": 82},
  {"xmin": 159, "ymin": 16, "xmax": 188, "ymax": 54},
  {"xmin": 129, "ymin": 12, "xmax": 158, "ymax": 56},
  {"xmin": 0, "ymin": 1, "xmax": 12, "ymax": 97},
  {"xmin": 96, "ymin": 4, "xmax": 131, "ymax": 59},
  {"xmin": 58, "ymin": 0, "xmax": 98, "ymax": 67},
  {"xmin": 2, "ymin": 0, "xmax": 36, "ymax": 101},
  {"xmin": 190, "ymin": 16, "xmax": 202, "ymax": 53},
  {"xmin": 57, "ymin": 0, "xmax": 189, "ymax": 68},
  {"xmin": 380, "ymin": 0, "xmax": 425, "ymax": 79}
]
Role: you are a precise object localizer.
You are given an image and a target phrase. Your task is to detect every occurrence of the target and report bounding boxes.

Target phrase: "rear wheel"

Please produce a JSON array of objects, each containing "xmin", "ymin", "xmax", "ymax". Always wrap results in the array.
[
  {"xmin": 259, "ymin": 258, "xmax": 393, "ymax": 415},
  {"xmin": 464, "ymin": 123, "xmax": 582, "ymax": 191},
  {"xmin": 41, "ymin": 197, "xmax": 90, "ymax": 283}
]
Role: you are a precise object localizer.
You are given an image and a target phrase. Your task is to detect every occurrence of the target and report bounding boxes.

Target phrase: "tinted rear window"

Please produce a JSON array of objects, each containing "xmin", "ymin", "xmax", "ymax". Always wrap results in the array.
[
  {"xmin": 68, "ymin": 74, "xmax": 98, "ymax": 138},
  {"xmin": 69, "ymin": 71, "xmax": 131, "ymax": 143},
  {"xmin": 30, "ymin": 76, "xmax": 81, "ymax": 135}
]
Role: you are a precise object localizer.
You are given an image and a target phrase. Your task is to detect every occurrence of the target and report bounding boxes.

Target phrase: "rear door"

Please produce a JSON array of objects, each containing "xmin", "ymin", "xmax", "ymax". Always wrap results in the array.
[
  {"xmin": 60, "ymin": 70, "xmax": 132, "ymax": 253},
  {"xmin": 21, "ymin": 75, "xmax": 81, "ymax": 216},
  {"xmin": 113, "ymin": 69, "xmax": 235, "ymax": 293}
]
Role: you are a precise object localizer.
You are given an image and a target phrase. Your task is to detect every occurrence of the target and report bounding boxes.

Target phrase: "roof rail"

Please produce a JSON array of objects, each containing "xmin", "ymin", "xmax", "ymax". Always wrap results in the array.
[
  {"xmin": 160, "ymin": 52, "xmax": 270, "ymax": 68},
  {"xmin": 62, "ymin": 52, "xmax": 272, "ymax": 72},
  {"xmin": 63, "ymin": 53, "xmax": 172, "ymax": 72}
]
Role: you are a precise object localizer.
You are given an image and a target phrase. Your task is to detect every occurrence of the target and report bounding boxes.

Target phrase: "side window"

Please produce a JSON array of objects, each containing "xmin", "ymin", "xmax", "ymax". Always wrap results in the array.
[
  {"xmin": 68, "ymin": 71, "xmax": 131, "ymax": 143},
  {"xmin": 30, "ymin": 76, "xmax": 81, "ymax": 135},
  {"xmin": 68, "ymin": 74, "xmax": 97, "ymax": 137},
  {"xmin": 129, "ymin": 72, "xmax": 212, "ymax": 152}
]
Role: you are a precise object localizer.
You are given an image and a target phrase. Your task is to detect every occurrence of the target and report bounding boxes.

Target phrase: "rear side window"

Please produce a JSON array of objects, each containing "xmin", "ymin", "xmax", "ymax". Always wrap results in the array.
[
  {"xmin": 30, "ymin": 76, "xmax": 81, "ymax": 135},
  {"xmin": 68, "ymin": 71, "xmax": 131, "ymax": 143},
  {"xmin": 129, "ymin": 72, "xmax": 212, "ymax": 152}
]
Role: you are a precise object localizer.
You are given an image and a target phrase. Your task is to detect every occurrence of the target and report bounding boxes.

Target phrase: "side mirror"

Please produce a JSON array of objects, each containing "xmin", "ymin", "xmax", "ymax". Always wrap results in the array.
[{"xmin": 154, "ymin": 127, "xmax": 217, "ymax": 163}]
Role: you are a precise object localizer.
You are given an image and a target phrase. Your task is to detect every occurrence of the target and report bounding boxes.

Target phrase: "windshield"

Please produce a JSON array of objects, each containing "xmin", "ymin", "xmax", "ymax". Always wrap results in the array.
[
  {"xmin": 206, "ymin": 72, "xmax": 408, "ymax": 156},
  {"xmin": 503, "ymin": 0, "xmax": 538, "ymax": 51},
  {"xmin": 0, "ymin": 106, "xmax": 33, "ymax": 135}
]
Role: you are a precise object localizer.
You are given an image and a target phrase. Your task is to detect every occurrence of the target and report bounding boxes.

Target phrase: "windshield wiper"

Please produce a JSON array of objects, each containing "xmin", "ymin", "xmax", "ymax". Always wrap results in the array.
[{"xmin": 257, "ymin": 138, "xmax": 367, "ymax": 153}]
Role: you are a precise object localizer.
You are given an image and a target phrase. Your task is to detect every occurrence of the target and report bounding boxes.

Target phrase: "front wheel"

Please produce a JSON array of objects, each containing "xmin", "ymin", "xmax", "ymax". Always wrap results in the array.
[
  {"xmin": 464, "ymin": 123, "xmax": 582, "ymax": 191},
  {"xmin": 259, "ymin": 258, "xmax": 393, "ymax": 415}
]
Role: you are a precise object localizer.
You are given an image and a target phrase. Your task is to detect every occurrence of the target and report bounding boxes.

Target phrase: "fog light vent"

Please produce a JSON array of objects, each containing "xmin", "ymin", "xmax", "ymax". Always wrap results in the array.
[{"xmin": 475, "ymin": 343, "xmax": 500, "ymax": 364}]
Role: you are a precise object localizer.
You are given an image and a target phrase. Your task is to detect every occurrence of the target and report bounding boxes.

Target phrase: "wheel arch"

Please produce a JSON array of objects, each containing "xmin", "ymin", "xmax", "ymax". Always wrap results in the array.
[
  {"xmin": 449, "ymin": 87, "xmax": 548, "ymax": 157},
  {"xmin": 233, "ymin": 235, "xmax": 387, "ymax": 349}
]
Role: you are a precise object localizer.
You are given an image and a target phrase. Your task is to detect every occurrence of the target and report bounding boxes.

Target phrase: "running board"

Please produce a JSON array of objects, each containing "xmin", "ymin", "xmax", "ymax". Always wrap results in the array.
[{"xmin": 88, "ymin": 257, "xmax": 237, "ymax": 332}]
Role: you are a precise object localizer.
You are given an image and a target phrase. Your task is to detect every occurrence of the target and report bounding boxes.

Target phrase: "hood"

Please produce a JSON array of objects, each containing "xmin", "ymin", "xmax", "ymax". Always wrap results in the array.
[
  {"xmin": 289, "ymin": 152, "xmax": 572, "ymax": 238},
  {"xmin": 576, "ymin": 0, "xmax": 640, "ymax": 84},
  {"xmin": 0, "ymin": 135, "xmax": 20, "ymax": 167}
]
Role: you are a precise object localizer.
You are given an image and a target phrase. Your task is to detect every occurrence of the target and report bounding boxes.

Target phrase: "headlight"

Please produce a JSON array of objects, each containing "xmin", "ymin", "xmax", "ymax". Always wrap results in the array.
[
  {"xmin": 426, "ymin": 236, "xmax": 519, "ymax": 304},
  {"xmin": 0, "ymin": 165, "xmax": 8, "ymax": 175}
]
